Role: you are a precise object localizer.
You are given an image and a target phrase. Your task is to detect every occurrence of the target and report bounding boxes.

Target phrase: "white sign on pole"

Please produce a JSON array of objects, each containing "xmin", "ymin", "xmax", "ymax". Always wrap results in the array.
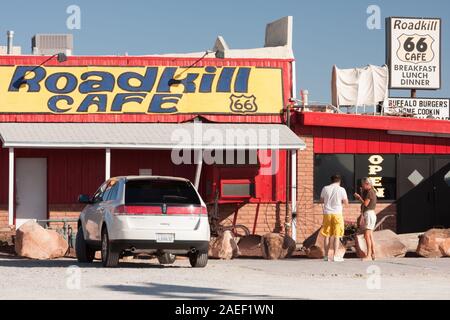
[
  {"xmin": 386, "ymin": 17, "xmax": 441, "ymax": 90},
  {"xmin": 387, "ymin": 98, "xmax": 449, "ymax": 120}
]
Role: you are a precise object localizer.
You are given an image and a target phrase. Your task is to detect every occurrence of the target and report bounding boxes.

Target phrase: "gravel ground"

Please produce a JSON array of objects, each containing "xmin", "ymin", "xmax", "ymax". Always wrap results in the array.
[{"xmin": 1, "ymin": 254, "xmax": 450, "ymax": 300}]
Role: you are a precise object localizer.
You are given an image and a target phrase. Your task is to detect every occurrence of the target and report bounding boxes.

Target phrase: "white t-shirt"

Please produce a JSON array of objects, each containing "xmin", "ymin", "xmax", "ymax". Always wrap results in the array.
[{"xmin": 320, "ymin": 183, "xmax": 348, "ymax": 215}]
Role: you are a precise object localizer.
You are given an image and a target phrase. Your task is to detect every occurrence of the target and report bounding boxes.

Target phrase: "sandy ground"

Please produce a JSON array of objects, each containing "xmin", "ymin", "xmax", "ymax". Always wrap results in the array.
[{"xmin": 0, "ymin": 254, "xmax": 449, "ymax": 300}]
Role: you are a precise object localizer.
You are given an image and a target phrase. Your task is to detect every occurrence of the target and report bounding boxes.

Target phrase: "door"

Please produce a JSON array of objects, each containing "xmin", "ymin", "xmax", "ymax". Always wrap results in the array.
[
  {"xmin": 433, "ymin": 156, "xmax": 450, "ymax": 228},
  {"xmin": 397, "ymin": 155, "xmax": 433, "ymax": 233},
  {"xmin": 15, "ymin": 158, "xmax": 47, "ymax": 228},
  {"xmin": 84, "ymin": 182, "xmax": 107, "ymax": 241},
  {"xmin": 90, "ymin": 180, "xmax": 117, "ymax": 241},
  {"xmin": 398, "ymin": 155, "xmax": 450, "ymax": 233}
]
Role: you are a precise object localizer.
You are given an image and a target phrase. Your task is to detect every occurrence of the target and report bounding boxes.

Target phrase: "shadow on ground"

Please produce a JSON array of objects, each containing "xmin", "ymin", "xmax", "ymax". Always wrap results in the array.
[
  {"xmin": 101, "ymin": 282, "xmax": 297, "ymax": 300},
  {"xmin": 0, "ymin": 256, "xmax": 188, "ymax": 269}
]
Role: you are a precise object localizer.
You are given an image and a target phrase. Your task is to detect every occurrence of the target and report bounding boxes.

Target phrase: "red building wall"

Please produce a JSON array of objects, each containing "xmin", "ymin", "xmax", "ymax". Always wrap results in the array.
[
  {"xmin": 294, "ymin": 122, "xmax": 450, "ymax": 243},
  {"xmin": 0, "ymin": 148, "xmax": 105, "ymax": 205},
  {"xmin": 294, "ymin": 128, "xmax": 396, "ymax": 243},
  {"xmin": 0, "ymin": 147, "xmax": 288, "ymax": 234},
  {"xmin": 298, "ymin": 126, "xmax": 450, "ymax": 154}
]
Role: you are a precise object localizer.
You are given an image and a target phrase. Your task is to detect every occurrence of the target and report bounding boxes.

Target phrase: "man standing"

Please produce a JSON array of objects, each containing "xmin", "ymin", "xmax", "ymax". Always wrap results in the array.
[
  {"xmin": 354, "ymin": 177, "xmax": 377, "ymax": 261},
  {"xmin": 320, "ymin": 175, "xmax": 349, "ymax": 262}
]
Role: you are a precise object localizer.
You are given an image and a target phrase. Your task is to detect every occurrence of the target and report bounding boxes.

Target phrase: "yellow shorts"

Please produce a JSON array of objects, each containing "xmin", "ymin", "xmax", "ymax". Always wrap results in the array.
[{"xmin": 320, "ymin": 214, "xmax": 344, "ymax": 238}]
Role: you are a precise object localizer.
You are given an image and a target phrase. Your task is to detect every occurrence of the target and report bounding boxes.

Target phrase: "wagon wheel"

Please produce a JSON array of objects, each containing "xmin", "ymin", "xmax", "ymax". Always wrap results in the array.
[
  {"xmin": 218, "ymin": 224, "xmax": 251, "ymax": 238},
  {"xmin": 374, "ymin": 215, "xmax": 395, "ymax": 231}
]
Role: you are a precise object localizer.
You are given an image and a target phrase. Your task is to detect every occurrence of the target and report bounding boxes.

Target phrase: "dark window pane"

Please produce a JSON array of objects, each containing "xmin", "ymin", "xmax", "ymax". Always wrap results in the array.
[
  {"xmin": 125, "ymin": 179, "xmax": 200, "ymax": 205},
  {"xmin": 103, "ymin": 187, "xmax": 112, "ymax": 201},
  {"xmin": 222, "ymin": 183, "xmax": 253, "ymax": 197},
  {"xmin": 92, "ymin": 182, "xmax": 107, "ymax": 203},
  {"xmin": 355, "ymin": 155, "xmax": 397, "ymax": 200},
  {"xmin": 106, "ymin": 183, "xmax": 119, "ymax": 201},
  {"xmin": 314, "ymin": 154, "xmax": 354, "ymax": 200}
]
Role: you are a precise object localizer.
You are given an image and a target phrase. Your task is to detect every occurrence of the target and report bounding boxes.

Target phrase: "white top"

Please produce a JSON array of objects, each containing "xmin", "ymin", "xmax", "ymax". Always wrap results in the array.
[
  {"xmin": 0, "ymin": 123, "xmax": 305, "ymax": 150},
  {"xmin": 320, "ymin": 183, "xmax": 348, "ymax": 215}
]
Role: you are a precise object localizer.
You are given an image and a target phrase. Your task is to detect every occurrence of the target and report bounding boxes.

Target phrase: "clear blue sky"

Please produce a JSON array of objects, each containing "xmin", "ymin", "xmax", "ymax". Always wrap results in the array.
[{"xmin": 0, "ymin": 0, "xmax": 449, "ymax": 102}]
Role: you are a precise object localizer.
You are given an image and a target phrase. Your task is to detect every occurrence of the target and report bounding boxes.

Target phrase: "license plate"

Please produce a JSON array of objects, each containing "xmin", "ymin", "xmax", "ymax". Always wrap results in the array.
[{"xmin": 156, "ymin": 233, "xmax": 175, "ymax": 243}]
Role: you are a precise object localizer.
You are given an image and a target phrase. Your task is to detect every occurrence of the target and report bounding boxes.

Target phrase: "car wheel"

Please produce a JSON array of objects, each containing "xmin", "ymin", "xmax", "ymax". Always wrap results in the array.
[
  {"xmin": 75, "ymin": 226, "xmax": 95, "ymax": 263},
  {"xmin": 157, "ymin": 253, "xmax": 176, "ymax": 265},
  {"xmin": 189, "ymin": 251, "xmax": 208, "ymax": 268},
  {"xmin": 101, "ymin": 228, "xmax": 119, "ymax": 267}
]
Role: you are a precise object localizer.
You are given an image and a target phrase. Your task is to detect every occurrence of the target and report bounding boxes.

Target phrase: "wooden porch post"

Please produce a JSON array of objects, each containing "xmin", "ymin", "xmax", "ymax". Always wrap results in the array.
[
  {"xmin": 291, "ymin": 149, "xmax": 297, "ymax": 241},
  {"xmin": 8, "ymin": 147, "xmax": 14, "ymax": 226},
  {"xmin": 105, "ymin": 148, "xmax": 111, "ymax": 180}
]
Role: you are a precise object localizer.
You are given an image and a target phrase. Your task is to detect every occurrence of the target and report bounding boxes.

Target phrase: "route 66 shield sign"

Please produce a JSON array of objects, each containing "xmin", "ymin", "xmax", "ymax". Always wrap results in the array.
[
  {"xmin": 396, "ymin": 34, "xmax": 435, "ymax": 64},
  {"xmin": 229, "ymin": 94, "xmax": 258, "ymax": 113}
]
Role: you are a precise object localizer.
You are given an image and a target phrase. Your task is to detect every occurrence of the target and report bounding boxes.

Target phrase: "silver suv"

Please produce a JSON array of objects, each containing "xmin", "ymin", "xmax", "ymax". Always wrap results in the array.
[{"xmin": 76, "ymin": 176, "xmax": 210, "ymax": 267}]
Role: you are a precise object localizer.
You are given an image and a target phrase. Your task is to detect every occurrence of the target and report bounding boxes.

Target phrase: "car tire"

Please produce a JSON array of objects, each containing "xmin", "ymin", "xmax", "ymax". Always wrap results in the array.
[
  {"xmin": 189, "ymin": 251, "xmax": 208, "ymax": 268},
  {"xmin": 75, "ymin": 226, "xmax": 95, "ymax": 263},
  {"xmin": 101, "ymin": 228, "xmax": 120, "ymax": 267},
  {"xmin": 157, "ymin": 253, "xmax": 176, "ymax": 265}
]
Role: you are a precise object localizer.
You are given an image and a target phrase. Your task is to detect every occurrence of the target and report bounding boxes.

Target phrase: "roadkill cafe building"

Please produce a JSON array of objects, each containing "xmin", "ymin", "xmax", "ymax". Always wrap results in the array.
[{"xmin": 0, "ymin": 17, "xmax": 449, "ymax": 245}]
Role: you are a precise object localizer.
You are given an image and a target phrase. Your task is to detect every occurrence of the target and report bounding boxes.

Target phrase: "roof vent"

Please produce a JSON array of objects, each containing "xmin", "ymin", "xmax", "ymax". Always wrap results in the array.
[{"xmin": 32, "ymin": 34, "xmax": 73, "ymax": 56}]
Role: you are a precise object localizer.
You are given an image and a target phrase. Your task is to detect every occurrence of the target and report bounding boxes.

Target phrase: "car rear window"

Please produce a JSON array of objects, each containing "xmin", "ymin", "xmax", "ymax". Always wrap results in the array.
[{"xmin": 125, "ymin": 179, "xmax": 201, "ymax": 205}]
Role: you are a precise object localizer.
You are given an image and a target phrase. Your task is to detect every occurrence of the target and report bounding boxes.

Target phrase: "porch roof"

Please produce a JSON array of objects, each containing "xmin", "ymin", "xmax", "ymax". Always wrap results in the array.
[{"xmin": 0, "ymin": 122, "xmax": 305, "ymax": 150}]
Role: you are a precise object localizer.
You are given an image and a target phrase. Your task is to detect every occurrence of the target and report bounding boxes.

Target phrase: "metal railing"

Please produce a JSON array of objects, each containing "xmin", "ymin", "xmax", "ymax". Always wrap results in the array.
[
  {"xmin": 291, "ymin": 97, "xmax": 417, "ymax": 118},
  {"xmin": 37, "ymin": 218, "xmax": 78, "ymax": 248}
]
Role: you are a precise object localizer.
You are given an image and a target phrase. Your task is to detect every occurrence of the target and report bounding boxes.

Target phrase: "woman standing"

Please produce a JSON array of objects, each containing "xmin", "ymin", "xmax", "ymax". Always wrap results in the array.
[{"xmin": 354, "ymin": 178, "xmax": 377, "ymax": 261}]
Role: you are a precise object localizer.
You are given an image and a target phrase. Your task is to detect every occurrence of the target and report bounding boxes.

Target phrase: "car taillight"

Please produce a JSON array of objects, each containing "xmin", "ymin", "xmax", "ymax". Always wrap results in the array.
[
  {"xmin": 113, "ymin": 205, "xmax": 162, "ymax": 215},
  {"xmin": 166, "ymin": 205, "xmax": 208, "ymax": 215},
  {"xmin": 113, "ymin": 205, "xmax": 207, "ymax": 215}
]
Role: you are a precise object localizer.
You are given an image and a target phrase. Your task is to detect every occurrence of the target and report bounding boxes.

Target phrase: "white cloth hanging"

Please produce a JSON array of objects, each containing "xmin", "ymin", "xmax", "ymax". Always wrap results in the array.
[{"xmin": 332, "ymin": 65, "xmax": 389, "ymax": 107}]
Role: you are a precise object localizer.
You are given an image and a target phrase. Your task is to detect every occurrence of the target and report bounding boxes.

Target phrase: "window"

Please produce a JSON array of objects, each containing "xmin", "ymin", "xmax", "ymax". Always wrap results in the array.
[
  {"xmin": 101, "ymin": 180, "xmax": 119, "ymax": 201},
  {"xmin": 314, "ymin": 154, "xmax": 397, "ymax": 201},
  {"xmin": 110, "ymin": 183, "xmax": 120, "ymax": 200},
  {"xmin": 220, "ymin": 179, "xmax": 254, "ymax": 198},
  {"xmin": 92, "ymin": 182, "xmax": 107, "ymax": 203},
  {"xmin": 105, "ymin": 181, "xmax": 120, "ymax": 201},
  {"xmin": 103, "ymin": 185, "xmax": 113, "ymax": 201},
  {"xmin": 125, "ymin": 179, "xmax": 201, "ymax": 205},
  {"xmin": 314, "ymin": 154, "xmax": 354, "ymax": 200}
]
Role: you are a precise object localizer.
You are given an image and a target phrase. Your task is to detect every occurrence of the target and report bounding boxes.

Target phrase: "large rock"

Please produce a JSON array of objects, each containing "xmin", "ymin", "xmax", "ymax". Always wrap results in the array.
[
  {"xmin": 0, "ymin": 226, "xmax": 15, "ymax": 246},
  {"xmin": 303, "ymin": 229, "xmax": 346, "ymax": 259},
  {"xmin": 238, "ymin": 235, "xmax": 262, "ymax": 258},
  {"xmin": 261, "ymin": 233, "xmax": 296, "ymax": 260},
  {"xmin": 416, "ymin": 229, "xmax": 450, "ymax": 258},
  {"xmin": 356, "ymin": 229, "xmax": 407, "ymax": 259},
  {"xmin": 208, "ymin": 230, "xmax": 240, "ymax": 260},
  {"xmin": 440, "ymin": 239, "xmax": 450, "ymax": 257},
  {"xmin": 15, "ymin": 221, "xmax": 69, "ymax": 260}
]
